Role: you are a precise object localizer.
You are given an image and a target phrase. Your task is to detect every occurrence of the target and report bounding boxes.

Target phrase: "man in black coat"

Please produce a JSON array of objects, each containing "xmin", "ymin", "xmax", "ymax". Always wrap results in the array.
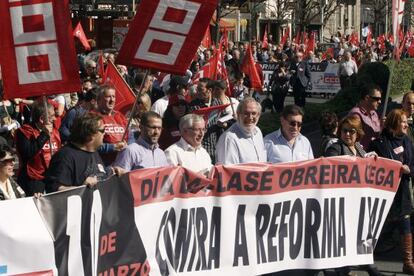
[{"xmin": 290, "ymin": 52, "xmax": 311, "ymax": 107}]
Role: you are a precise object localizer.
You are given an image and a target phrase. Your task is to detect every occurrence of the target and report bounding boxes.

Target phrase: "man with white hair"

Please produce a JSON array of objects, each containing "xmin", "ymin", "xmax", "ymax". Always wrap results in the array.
[
  {"xmin": 215, "ymin": 97, "xmax": 266, "ymax": 165},
  {"xmin": 165, "ymin": 114, "xmax": 212, "ymax": 175}
]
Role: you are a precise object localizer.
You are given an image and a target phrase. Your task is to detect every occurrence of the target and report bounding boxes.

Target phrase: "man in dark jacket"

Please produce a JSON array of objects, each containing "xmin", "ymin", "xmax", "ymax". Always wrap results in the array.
[
  {"xmin": 16, "ymin": 100, "xmax": 61, "ymax": 196},
  {"xmin": 289, "ymin": 52, "xmax": 311, "ymax": 107}
]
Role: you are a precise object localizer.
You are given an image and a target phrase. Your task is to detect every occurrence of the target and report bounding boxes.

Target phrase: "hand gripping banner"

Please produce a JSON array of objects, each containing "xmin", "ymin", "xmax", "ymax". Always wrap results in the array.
[
  {"xmin": 116, "ymin": 0, "xmax": 218, "ymax": 75},
  {"xmin": 0, "ymin": 157, "xmax": 402, "ymax": 275},
  {"xmin": 0, "ymin": 0, "xmax": 81, "ymax": 99}
]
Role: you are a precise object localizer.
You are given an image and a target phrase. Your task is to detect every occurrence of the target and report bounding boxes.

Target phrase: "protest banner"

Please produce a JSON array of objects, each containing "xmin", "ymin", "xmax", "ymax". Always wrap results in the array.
[
  {"xmin": 261, "ymin": 62, "xmax": 341, "ymax": 97},
  {"xmin": 116, "ymin": 0, "xmax": 218, "ymax": 75},
  {"xmin": 0, "ymin": 157, "xmax": 401, "ymax": 275},
  {"xmin": 0, "ymin": 0, "xmax": 80, "ymax": 99}
]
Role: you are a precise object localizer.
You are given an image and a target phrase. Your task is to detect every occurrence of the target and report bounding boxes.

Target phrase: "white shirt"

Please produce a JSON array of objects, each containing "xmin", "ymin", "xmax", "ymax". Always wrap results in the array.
[
  {"xmin": 165, "ymin": 138, "xmax": 212, "ymax": 174},
  {"xmin": 264, "ymin": 129, "xmax": 314, "ymax": 163},
  {"xmin": 151, "ymin": 95, "xmax": 169, "ymax": 117},
  {"xmin": 216, "ymin": 123, "xmax": 266, "ymax": 165},
  {"xmin": 0, "ymin": 179, "xmax": 16, "ymax": 200}
]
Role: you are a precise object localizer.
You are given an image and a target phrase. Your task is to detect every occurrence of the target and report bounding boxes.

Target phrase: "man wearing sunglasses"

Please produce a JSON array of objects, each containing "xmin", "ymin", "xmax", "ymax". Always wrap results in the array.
[
  {"xmin": 264, "ymin": 104, "xmax": 313, "ymax": 163},
  {"xmin": 349, "ymin": 84, "xmax": 382, "ymax": 150}
]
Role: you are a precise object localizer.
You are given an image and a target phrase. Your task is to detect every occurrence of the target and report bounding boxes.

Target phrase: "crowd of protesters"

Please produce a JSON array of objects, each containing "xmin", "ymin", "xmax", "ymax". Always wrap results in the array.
[{"xmin": 0, "ymin": 31, "xmax": 413, "ymax": 275}]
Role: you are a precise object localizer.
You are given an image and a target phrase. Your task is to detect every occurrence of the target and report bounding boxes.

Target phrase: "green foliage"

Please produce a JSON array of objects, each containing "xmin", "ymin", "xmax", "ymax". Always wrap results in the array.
[
  {"xmin": 383, "ymin": 59, "xmax": 414, "ymax": 96},
  {"xmin": 258, "ymin": 59, "xmax": 414, "ymax": 135}
]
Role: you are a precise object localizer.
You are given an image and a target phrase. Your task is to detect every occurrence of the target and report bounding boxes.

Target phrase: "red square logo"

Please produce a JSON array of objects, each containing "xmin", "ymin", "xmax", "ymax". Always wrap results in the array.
[
  {"xmin": 27, "ymin": 54, "xmax": 50, "ymax": 73},
  {"xmin": 162, "ymin": 7, "xmax": 188, "ymax": 24},
  {"xmin": 22, "ymin": 15, "xmax": 45, "ymax": 33},
  {"xmin": 148, "ymin": 40, "xmax": 173, "ymax": 55}
]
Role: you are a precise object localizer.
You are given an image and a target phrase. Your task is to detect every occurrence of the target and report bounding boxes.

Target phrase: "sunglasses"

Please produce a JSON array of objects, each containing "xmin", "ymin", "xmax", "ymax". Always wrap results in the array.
[
  {"xmin": 98, "ymin": 128, "xmax": 106, "ymax": 133},
  {"xmin": 369, "ymin": 95, "xmax": 382, "ymax": 102},
  {"xmin": 0, "ymin": 157, "xmax": 15, "ymax": 163},
  {"xmin": 288, "ymin": 120, "xmax": 302, "ymax": 127},
  {"xmin": 342, "ymin": 128, "xmax": 357, "ymax": 135}
]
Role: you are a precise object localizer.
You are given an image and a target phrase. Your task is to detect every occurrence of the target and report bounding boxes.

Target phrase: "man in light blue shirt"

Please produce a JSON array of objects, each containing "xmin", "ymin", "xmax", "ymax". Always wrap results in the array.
[
  {"xmin": 113, "ymin": 111, "xmax": 168, "ymax": 171},
  {"xmin": 215, "ymin": 97, "xmax": 266, "ymax": 165},
  {"xmin": 264, "ymin": 105, "xmax": 313, "ymax": 163}
]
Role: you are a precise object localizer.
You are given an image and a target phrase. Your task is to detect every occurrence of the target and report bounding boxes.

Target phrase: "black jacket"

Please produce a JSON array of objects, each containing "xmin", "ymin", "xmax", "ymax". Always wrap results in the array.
[
  {"xmin": 0, "ymin": 178, "xmax": 25, "ymax": 200},
  {"xmin": 369, "ymin": 131, "xmax": 414, "ymax": 217}
]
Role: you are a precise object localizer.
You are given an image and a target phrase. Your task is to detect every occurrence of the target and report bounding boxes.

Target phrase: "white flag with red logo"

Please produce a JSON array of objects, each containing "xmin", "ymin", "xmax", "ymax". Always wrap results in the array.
[
  {"xmin": 392, "ymin": 0, "xmax": 405, "ymax": 43},
  {"xmin": 117, "ymin": 0, "xmax": 218, "ymax": 75},
  {"xmin": 0, "ymin": 0, "xmax": 81, "ymax": 99}
]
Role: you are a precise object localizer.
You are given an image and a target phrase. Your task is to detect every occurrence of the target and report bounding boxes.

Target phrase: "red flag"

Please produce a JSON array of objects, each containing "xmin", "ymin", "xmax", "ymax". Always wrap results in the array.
[
  {"xmin": 294, "ymin": 31, "xmax": 301, "ymax": 45},
  {"xmin": 73, "ymin": 22, "xmax": 91, "ymax": 51},
  {"xmin": 117, "ymin": 0, "xmax": 218, "ymax": 75},
  {"xmin": 97, "ymin": 52, "xmax": 106, "ymax": 80},
  {"xmin": 377, "ymin": 34, "xmax": 386, "ymax": 50},
  {"xmin": 408, "ymin": 39, "xmax": 414, "ymax": 57},
  {"xmin": 262, "ymin": 28, "xmax": 269, "ymax": 49},
  {"xmin": 241, "ymin": 44, "xmax": 262, "ymax": 91},
  {"xmin": 192, "ymin": 104, "xmax": 230, "ymax": 126},
  {"xmin": 104, "ymin": 62, "xmax": 136, "ymax": 114},
  {"xmin": 0, "ymin": 0, "xmax": 81, "ymax": 99},
  {"xmin": 192, "ymin": 56, "xmax": 216, "ymax": 84},
  {"xmin": 220, "ymin": 27, "xmax": 229, "ymax": 50},
  {"xmin": 349, "ymin": 32, "xmax": 359, "ymax": 46},
  {"xmin": 306, "ymin": 32, "xmax": 316, "ymax": 55},
  {"xmin": 322, "ymin": 47, "xmax": 334, "ymax": 60},
  {"xmin": 280, "ymin": 27, "xmax": 290, "ymax": 46},
  {"xmin": 302, "ymin": 32, "xmax": 308, "ymax": 46},
  {"xmin": 366, "ymin": 27, "xmax": 372, "ymax": 46},
  {"xmin": 201, "ymin": 25, "xmax": 212, "ymax": 49}
]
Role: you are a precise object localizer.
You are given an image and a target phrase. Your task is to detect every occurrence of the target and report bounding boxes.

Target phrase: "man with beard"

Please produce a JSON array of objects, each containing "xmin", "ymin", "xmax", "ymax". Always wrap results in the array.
[
  {"xmin": 215, "ymin": 97, "xmax": 266, "ymax": 165},
  {"xmin": 113, "ymin": 111, "xmax": 168, "ymax": 172},
  {"xmin": 264, "ymin": 104, "xmax": 313, "ymax": 163},
  {"xmin": 165, "ymin": 114, "xmax": 212, "ymax": 175}
]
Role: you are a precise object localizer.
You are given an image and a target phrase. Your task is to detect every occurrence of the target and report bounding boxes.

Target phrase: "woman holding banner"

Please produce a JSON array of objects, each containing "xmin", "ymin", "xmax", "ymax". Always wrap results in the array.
[
  {"xmin": 324, "ymin": 114, "xmax": 366, "ymax": 157},
  {"xmin": 325, "ymin": 115, "xmax": 385, "ymax": 276},
  {"xmin": 369, "ymin": 109, "xmax": 414, "ymax": 275}
]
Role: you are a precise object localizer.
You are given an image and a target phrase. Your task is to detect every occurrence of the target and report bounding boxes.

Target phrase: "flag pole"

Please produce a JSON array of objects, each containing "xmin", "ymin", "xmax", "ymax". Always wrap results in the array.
[
  {"xmin": 42, "ymin": 96, "xmax": 54, "ymax": 155},
  {"xmin": 121, "ymin": 67, "xmax": 149, "ymax": 142},
  {"xmin": 382, "ymin": 0, "xmax": 401, "ymax": 119}
]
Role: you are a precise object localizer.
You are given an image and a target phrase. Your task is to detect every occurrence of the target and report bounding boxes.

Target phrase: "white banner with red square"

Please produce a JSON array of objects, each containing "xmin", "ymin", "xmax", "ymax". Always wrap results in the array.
[
  {"xmin": 117, "ymin": 0, "xmax": 218, "ymax": 75},
  {"xmin": 0, "ymin": 0, "xmax": 80, "ymax": 99}
]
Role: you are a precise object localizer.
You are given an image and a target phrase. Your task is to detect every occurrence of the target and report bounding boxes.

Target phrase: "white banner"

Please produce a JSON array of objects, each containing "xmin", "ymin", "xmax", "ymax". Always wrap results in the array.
[{"xmin": 0, "ymin": 157, "xmax": 402, "ymax": 275}]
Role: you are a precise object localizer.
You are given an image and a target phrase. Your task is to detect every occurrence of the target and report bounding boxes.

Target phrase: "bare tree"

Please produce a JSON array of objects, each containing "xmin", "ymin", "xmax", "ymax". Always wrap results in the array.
[{"xmin": 296, "ymin": 0, "xmax": 341, "ymax": 30}]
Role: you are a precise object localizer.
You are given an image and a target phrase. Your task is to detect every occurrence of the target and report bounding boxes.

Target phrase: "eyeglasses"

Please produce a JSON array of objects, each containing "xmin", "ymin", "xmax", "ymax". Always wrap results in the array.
[
  {"xmin": 187, "ymin": 128, "xmax": 206, "ymax": 133},
  {"xmin": 98, "ymin": 128, "xmax": 106, "ymax": 133},
  {"xmin": 369, "ymin": 95, "xmax": 382, "ymax": 102},
  {"xmin": 288, "ymin": 120, "xmax": 302, "ymax": 127},
  {"xmin": 341, "ymin": 128, "xmax": 357, "ymax": 135},
  {"xmin": 145, "ymin": 125, "xmax": 162, "ymax": 131}
]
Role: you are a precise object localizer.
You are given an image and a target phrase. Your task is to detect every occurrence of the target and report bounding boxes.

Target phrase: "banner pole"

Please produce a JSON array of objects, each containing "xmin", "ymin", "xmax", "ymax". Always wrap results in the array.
[
  {"xmin": 382, "ymin": 60, "xmax": 395, "ymax": 119},
  {"xmin": 42, "ymin": 96, "xmax": 54, "ymax": 155},
  {"xmin": 121, "ymin": 68, "xmax": 149, "ymax": 142}
]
